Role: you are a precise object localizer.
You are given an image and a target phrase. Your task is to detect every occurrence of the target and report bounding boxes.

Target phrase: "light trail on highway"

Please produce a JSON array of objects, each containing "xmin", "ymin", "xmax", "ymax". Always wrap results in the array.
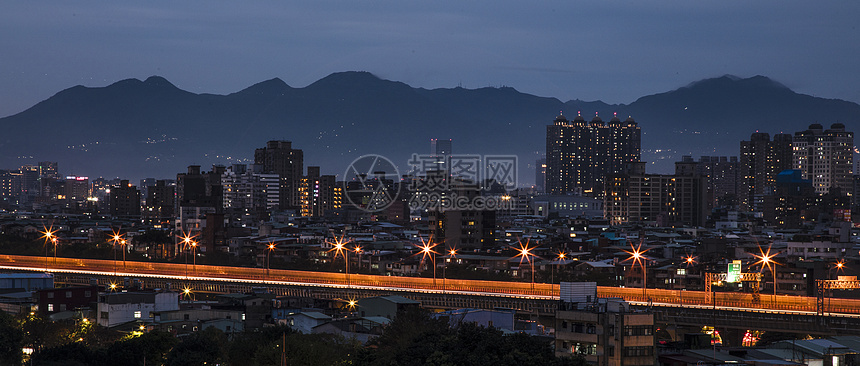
[{"xmin": 2, "ymin": 254, "xmax": 859, "ymax": 316}]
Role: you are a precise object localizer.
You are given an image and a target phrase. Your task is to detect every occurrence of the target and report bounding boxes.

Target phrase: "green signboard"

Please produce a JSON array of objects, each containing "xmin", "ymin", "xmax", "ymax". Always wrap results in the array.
[{"xmin": 726, "ymin": 260, "xmax": 741, "ymax": 283}]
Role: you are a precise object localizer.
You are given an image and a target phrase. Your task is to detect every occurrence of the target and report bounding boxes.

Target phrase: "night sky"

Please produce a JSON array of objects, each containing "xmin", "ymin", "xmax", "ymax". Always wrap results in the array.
[{"xmin": 1, "ymin": 1, "xmax": 858, "ymax": 118}]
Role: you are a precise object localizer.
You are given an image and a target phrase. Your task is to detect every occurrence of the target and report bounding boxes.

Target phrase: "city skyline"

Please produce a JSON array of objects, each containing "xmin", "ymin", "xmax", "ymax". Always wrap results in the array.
[{"xmin": 1, "ymin": 1, "xmax": 859, "ymax": 118}]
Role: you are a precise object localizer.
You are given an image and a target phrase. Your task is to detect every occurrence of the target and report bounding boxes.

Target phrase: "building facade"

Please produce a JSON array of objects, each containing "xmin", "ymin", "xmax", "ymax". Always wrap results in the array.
[
  {"xmin": 546, "ymin": 113, "xmax": 641, "ymax": 197},
  {"xmin": 605, "ymin": 162, "xmax": 708, "ymax": 227},
  {"xmin": 555, "ymin": 283, "xmax": 655, "ymax": 365},
  {"xmin": 221, "ymin": 164, "xmax": 279, "ymax": 223},
  {"xmin": 109, "ymin": 180, "xmax": 141, "ymax": 219},
  {"xmin": 739, "ymin": 132, "xmax": 793, "ymax": 212},
  {"xmin": 299, "ymin": 166, "xmax": 342, "ymax": 218},
  {"xmin": 792, "ymin": 123, "xmax": 854, "ymax": 195},
  {"xmin": 254, "ymin": 140, "xmax": 304, "ymax": 209}
]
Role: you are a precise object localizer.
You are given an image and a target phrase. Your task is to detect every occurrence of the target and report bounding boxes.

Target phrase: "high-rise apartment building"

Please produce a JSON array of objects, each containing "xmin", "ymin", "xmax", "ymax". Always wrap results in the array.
[
  {"xmin": 109, "ymin": 180, "xmax": 141, "ymax": 219},
  {"xmin": 221, "ymin": 164, "xmax": 279, "ymax": 223},
  {"xmin": 176, "ymin": 165, "xmax": 225, "ymax": 210},
  {"xmin": 299, "ymin": 166, "xmax": 342, "ymax": 218},
  {"xmin": 546, "ymin": 112, "xmax": 640, "ymax": 196},
  {"xmin": 792, "ymin": 123, "xmax": 854, "ymax": 195},
  {"xmin": 255, "ymin": 140, "xmax": 303, "ymax": 209},
  {"xmin": 679, "ymin": 156, "xmax": 740, "ymax": 210},
  {"xmin": 427, "ymin": 174, "xmax": 497, "ymax": 250},
  {"xmin": 739, "ymin": 132, "xmax": 793, "ymax": 212},
  {"xmin": 604, "ymin": 161, "xmax": 708, "ymax": 227},
  {"xmin": 535, "ymin": 158, "xmax": 546, "ymax": 193},
  {"xmin": 142, "ymin": 180, "xmax": 175, "ymax": 227}
]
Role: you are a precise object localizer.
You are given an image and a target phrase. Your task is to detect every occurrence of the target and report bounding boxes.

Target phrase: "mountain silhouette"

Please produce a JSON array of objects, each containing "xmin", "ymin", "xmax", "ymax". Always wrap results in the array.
[{"xmin": 1, "ymin": 72, "xmax": 857, "ymax": 184}]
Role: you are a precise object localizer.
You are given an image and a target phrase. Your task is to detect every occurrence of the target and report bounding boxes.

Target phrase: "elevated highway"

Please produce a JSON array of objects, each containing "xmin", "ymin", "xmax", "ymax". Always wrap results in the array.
[{"xmin": 4, "ymin": 254, "xmax": 860, "ymax": 337}]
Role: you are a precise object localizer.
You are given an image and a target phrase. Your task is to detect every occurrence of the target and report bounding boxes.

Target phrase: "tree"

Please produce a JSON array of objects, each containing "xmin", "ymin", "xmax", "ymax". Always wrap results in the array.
[
  {"xmin": 30, "ymin": 342, "xmax": 93, "ymax": 366},
  {"xmin": 358, "ymin": 307, "xmax": 454, "ymax": 365},
  {"xmin": 165, "ymin": 327, "xmax": 227, "ymax": 366},
  {"xmin": 105, "ymin": 331, "xmax": 178, "ymax": 366},
  {"xmin": 357, "ymin": 307, "xmax": 586, "ymax": 366},
  {"xmin": 0, "ymin": 311, "xmax": 23, "ymax": 366}
]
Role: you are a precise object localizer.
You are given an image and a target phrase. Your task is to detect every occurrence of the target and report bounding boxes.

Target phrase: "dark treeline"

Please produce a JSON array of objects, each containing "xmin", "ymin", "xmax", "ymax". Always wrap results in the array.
[{"xmin": 7, "ymin": 308, "xmax": 585, "ymax": 366}]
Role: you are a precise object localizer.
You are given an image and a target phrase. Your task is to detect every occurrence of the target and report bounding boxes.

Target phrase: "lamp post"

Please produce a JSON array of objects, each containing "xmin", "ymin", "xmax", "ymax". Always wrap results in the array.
[
  {"xmin": 681, "ymin": 255, "xmax": 697, "ymax": 305},
  {"xmin": 418, "ymin": 238, "xmax": 438, "ymax": 287},
  {"xmin": 110, "ymin": 229, "xmax": 124, "ymax": 277},
  {"xmin": 444, "ymin": 248, "xmax": 457, "ymax": 288},
  {"xmin": 120, "ymin": 239, "xmax": 128, "ymax": 270},
  {"xmin": 327, "ymin": 233, "xmax": 351, "ymax": 283},
  {"xmin": 267, "ymin": 242, "xmax": 276, "ymax": 276},
  {"xmin": 40, "ymin": 225, "xmax": 56, "ymax": 272},
  {"xmin": 514, "ymin": 239, "xmax": 537, "ymax": 289},
  {"xmin": 624, "ymin": 242, "xmax": 649, "ymax": 300},
  {"xmin": 553, "ymin": 251, "xmax": 567, "ymax": 285},
  {"xmin": 51, "ymin": 237, "xmax": 58, "ymax": 265},
  {"xmin": 178, "ymin": 232, "xmax": 196, "ymax": 282},
  {"xmin": 753, "ymin": 245, "xmax": 779, "ymax": 308},
  {"xmin": 190, "ymin": 240, "xmax": 198, "ymax": 273},
  {"xmin": 354, "ymin": 245, "xmax": 363, "ymax": 274}
]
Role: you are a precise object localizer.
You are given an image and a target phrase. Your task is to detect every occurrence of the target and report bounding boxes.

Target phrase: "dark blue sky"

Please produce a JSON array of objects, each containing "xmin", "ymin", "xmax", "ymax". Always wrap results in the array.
[{"xmin": 1, "ymin": 1, "xmax": 858, "ymax": 118}]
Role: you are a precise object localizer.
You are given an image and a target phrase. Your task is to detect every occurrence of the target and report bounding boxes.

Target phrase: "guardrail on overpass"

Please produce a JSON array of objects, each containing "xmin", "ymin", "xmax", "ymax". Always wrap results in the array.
[{"xmin": 4, "ymin": 254, "xmax": 860, "ymax": 317}]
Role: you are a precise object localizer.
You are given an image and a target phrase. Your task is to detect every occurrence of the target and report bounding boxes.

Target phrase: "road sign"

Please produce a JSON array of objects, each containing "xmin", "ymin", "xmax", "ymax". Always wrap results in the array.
[{"xmin": 726, "ymin": 260, "xmax": 741, "ymax": 283}]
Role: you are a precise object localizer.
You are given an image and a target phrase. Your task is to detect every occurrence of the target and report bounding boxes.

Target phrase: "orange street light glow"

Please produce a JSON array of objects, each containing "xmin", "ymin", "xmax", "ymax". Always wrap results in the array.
[
  {"xmin": 752, "ymin": 245, "xmax": 779, "ymax": 271},
  {"xmin": 326, "ymin": 232, "xmax": 352, "ymax": 261},
  {"xmin": 413, "ymin": 235, "xmax": 438, "ymax": 263},
  {"xmin": 684, "ymin": 255, "xmax": 697, "ymax": 266},
  {"xmin": 623, "ymin": 242, "xmax": 649, "ymax": 268},
  {"xmin": 40, "ymin": 225, "xmax": 57, "ymax": 242}
]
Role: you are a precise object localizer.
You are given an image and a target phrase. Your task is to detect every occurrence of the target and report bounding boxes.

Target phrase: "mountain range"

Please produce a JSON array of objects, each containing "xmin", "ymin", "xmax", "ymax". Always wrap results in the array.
[{"xmin": 1, "ymin": 72, "xmax": 858, "ymax": 185}]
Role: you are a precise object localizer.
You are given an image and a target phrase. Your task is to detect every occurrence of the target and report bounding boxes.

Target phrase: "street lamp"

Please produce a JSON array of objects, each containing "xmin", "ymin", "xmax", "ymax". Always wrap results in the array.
[
  {"xmin": 39, "ymin": 224, "xmax": 57, "ymax": 272},
  {"xmin": 552, "ymin": 251, "xmax": 567, "ymax": 285},
  {"xmin": 354, "ymin": 245, "xmax": 363, "ymax": 273},
  {"xmin": 831, "ymin": 259, "xmax": 846, "ymax": 280},
  {"xmin": 267, "ymin": 241, "xmax": 276, "ymax": 276},
  {"xmin": 624, "ymin": 242, "xmax": 650, "ymax": 299},
  {"xmin": 513, "ymin": 239, "xmax": 538, "ymax": 289},
  {"xmin": 417, "ymin": 237, "xmax": 438, "ymax": 287},
  {"xmin": 681, "ymin": 255, "xmax": 697, "ymax": 305},
  {"xmin": 177, "ymin": 231, "xmax": 198, "ymax": 281},
  {"xmin": 120, "ymin": 239, "xmax": 128, "ymax": 270},
  {"xmin": 51, "ymin": 237, "xmax": 58, "ymax": 265},
  {"xmin": 182, "ymin": 286, "xmax": 193, "ymax": 301},
  {"xmin": 327, "ymin": 233, "xmax": 352, "ymax": 282},
  {"xmin": 753, "ymin": 245, "xmax": 779, "ymax": 307},
  {"xmin": 190, "ymin": 240, "xmax": 198, "ymax": 272},
  {"xmin": 443, "ymin": 248, "xmax": 457, "ymax": 288},
  {"xmin": 110, "ymin": 228, "xmax": 125, "ymax": 277}
]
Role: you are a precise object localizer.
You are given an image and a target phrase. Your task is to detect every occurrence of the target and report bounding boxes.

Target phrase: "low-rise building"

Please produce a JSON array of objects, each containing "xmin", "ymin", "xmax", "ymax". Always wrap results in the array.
[
  {"xmin": 555, "ymin": 282, "xmax": 655, "ymax": 365},
  {"xmin": 35, "ymin": 285, "xmax": 98, "ymax": 315},
  {"xmin": 282, "ymin": 311, "xmax": 330, "ymax": 334},
  {"xmin": 356, "ymin": 295, "xmax": 420, "ymax": 319},
  {"xmin": 97, "ymin": 291, "xmax": 179, "ymax": 328}
]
